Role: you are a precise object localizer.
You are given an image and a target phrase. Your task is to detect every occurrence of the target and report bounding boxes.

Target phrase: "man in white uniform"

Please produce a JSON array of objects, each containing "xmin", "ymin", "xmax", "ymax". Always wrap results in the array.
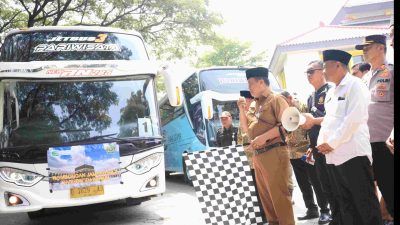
[{"xmin": 304, "ymin": 49, "xmax": 382, "ymax": 225}]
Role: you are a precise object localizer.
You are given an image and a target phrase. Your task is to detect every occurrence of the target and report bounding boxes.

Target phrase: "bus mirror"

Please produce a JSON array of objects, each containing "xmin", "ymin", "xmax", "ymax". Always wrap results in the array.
[
  {"xmin": 158, "ymin": 65, "xmax": 184, "ymax": 107},
  {"xmin": 202, "ymin": 95, "xmax": 214, "ymax": 120}
]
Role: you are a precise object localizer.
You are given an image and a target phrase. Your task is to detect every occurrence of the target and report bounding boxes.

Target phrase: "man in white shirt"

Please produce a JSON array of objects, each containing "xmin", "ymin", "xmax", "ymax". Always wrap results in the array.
[{"xmin": 304, "ymin": 49, "xmax": 382, "ymax": 225}]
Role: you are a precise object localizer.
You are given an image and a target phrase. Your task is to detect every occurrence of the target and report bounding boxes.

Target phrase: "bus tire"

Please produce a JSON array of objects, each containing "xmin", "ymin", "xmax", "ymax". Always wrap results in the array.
[
  {"xmin": 27, "ymin": 210, "xmax": 45, "ymax": 219},
  {"xmin": 125, "ymin": 198, "xmax": 142, "ymax": 206},
  {"xmin": 182, "ymin": 156, "xmax": 193, "ymax": 186}
]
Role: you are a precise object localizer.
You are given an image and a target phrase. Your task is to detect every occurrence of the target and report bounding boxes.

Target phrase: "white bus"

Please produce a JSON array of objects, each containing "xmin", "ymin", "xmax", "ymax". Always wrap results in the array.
[{"xmin": 0, "ymin": 26, "xmax": 165, "ymax": 218}]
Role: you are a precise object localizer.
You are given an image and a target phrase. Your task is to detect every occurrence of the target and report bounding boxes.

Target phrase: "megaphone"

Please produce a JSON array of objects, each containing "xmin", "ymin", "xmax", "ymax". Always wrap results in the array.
[{"xmin": 282, "ymin": 107, "xmax": 306, "ymax": 131}]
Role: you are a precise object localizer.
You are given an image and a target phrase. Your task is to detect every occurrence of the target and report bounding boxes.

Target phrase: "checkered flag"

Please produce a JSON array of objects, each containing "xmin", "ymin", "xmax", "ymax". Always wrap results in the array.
[{"xmin": 183, "ymin": 145, "xmax": 266, "ymax": 225}]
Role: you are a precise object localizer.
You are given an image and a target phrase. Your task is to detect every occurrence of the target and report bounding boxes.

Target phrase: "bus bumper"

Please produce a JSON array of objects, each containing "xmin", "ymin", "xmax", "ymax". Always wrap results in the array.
[{"xmin": 0, "ymin": 147, "xmax": 165, "ymax": 213}]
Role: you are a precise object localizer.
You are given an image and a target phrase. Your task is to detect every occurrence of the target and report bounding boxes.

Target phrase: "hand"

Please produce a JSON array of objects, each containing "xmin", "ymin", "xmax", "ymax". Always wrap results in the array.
[
  {"xmin": 306, "ymin": 148, "xmax": 313, "ymax": 162},
  {"xmin": 386, "ymin": 135, "xmax": 394, "ymax": 155},
  {"xmin": 251, "ymin": 135, "xmax": 266, "ymax": 149},
  {"xmin": 300, "ymin": 113, "xmax": 315, "ymax": 130},
  {"xmin": 316, "ymin": 143, "xmax": 334, "ymax": 155},
  {"xmin": 237, "ymin": 97, "xmax": 246, "ymax": 111}
]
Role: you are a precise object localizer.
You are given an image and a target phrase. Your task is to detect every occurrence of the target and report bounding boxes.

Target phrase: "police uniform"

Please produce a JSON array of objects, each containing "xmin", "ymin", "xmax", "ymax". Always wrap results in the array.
[
  {"xmin": 246, "ymin": 67, "xmax": 295, "ymax": 225},
  {"xmin": 216, "ymin": 126, "xmax": 238, "ymax": 147},
  {"xmin": 318, "ymin": 49, "xmax": 382, "ymax": 225},
  {"xmin": 356, "ymin": 34, "xmax": 394, "ymax": 218}
]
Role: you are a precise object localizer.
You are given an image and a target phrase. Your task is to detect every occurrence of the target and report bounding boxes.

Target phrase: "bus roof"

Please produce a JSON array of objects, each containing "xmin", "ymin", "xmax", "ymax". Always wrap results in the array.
[{"xmin": 4, "ymin": 26, "xmax": 143, "ymax": 38}]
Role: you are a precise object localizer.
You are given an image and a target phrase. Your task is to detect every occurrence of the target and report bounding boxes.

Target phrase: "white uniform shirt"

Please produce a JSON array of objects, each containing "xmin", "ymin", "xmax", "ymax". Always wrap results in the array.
[{"xmin": 317, "ymin": 74, "xmax": 372, "ymax": 166}]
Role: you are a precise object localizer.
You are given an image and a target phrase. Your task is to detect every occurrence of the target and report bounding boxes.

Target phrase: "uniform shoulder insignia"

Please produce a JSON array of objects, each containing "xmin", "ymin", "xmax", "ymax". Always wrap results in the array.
[{"xmin": 318, "ymin": 96, "xmax": 324, "ymax": 104}]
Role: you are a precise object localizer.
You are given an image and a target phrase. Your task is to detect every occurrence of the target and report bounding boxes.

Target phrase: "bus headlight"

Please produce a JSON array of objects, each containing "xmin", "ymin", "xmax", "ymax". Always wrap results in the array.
[
  {"xmin": 126, "ymin": 153, "xmax": 163, "ymax": 175},
  {"xmin": 0, "ymin": 167, "xmax": 43, "ymax": 187}
]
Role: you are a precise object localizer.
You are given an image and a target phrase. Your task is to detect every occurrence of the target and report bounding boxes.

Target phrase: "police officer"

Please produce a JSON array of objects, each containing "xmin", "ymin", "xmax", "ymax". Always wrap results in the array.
[
  {"xmin": 216, "ymin": 111, "xmax": 238, "ymax": 147},
  {"xmin": 240, "ymin": 67, "xmax": 294, "ymax": 225},
  {"xmin": 281, "ymin": 90, "xmax": 331, "ymax": 224},
  {"xmin": 356, "ymin": 34, "xmax": 394, "ymax": 221},
  {"xmin": 385, "ymin": 15, "xmax": 394, "ymax": 154},
  {"xmin": 301, "ymin": 60, "xmax": 336, "ymax": 223},
  {"xmin": 307, "ymin": 49, "xmax": 382, "ymax": 225}
]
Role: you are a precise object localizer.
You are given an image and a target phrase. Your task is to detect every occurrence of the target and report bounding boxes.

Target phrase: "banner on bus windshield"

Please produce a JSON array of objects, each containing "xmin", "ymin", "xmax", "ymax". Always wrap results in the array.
[{"xmin": 47, "ymin": 143, "xmax": 121, "ymax": 191}]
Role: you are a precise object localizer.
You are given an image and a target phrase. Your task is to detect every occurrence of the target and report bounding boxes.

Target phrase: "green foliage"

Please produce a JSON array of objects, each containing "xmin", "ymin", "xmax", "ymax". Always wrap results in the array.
[
  {"xmin": 196, "ymin": 36, "xmax": 267, "ymax": 67},
  {"xmin": 0, "ymin": 0, "xmax": 222, "ymax": 60}
]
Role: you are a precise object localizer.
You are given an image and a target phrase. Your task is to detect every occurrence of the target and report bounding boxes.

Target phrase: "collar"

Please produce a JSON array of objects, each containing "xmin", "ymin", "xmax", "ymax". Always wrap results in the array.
[
  {"xmin": 315, "ymin": 83, "xmax": 329, "ymax": 94},
  {"xmin": 223, "ymin": 126, "xmax": 233, "ymax": 132},
  {"xmin": 373, "ymin": 61, "xmax": 388, "ymax": 73},
  {"xmin": 337, "ymin": 73, "xmax": 351, "ymax": 87},
  {"xmin": 258, "ymin": 88, "xmax": 273, "ymax": 101}
]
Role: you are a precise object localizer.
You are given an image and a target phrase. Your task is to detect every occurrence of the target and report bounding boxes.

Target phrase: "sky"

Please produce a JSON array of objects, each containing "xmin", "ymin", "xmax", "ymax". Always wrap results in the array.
[{"xmin": 208, "ymin": 0, "xmax": 346, "ymax": 64}]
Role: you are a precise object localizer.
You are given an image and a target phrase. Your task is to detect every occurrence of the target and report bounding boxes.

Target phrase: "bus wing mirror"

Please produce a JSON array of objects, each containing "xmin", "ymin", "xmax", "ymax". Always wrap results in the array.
[
  {"xmin": 158, "ymin": 65, "xmax": 184, "ymax": 107},
  {"xmin": 201, "ymin": 94, "xmax": 214, "ymax": 120}
]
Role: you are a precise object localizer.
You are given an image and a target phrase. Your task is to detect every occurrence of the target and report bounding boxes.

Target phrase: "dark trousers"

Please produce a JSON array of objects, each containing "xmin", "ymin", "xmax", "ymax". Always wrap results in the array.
[
  {"xmin": 290, "ymin": 158, "xmax": 329, "ymax": 213},
  {"xmin": 371, "ymin": 142, "xmax": 394, "ymax": 218},
  {"xmin": 327, "ymin": 156, "xmax": 382, "ymax": 225},
  {"xmin": 312, "ymin": 149, "xmax": 339, "ymax": 221}
]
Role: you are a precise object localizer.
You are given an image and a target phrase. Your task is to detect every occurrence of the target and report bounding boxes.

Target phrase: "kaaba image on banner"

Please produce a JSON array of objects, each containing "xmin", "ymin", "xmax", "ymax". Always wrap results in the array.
[{"xmin": 183, "ymin": 146, "xmax": 266, "ymax": 225}]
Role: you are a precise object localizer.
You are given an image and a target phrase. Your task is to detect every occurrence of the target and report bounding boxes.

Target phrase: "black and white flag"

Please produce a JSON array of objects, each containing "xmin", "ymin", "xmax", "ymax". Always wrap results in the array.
[{"xmin": 183, "ymin": 145, "xmax": 266, "ymax": 225}]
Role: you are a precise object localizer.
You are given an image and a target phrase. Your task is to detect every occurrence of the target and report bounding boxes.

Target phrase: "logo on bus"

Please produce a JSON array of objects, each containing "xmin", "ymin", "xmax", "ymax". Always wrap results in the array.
[
  {"xmin": 33, "ymin": 43, "xmax": 121, "ymax": 52},
  {"xmin": 46, "ymin": 34, "xmax": 108, "ymax": 43},
  {"xmin": 46, "ymin": 68, "xmax": 113, "ymax": 77}
]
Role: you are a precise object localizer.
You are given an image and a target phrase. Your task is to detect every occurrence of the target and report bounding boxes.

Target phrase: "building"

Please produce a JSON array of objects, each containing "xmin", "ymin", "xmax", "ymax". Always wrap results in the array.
[
  {"xmin": 75, "ymin": 164, "xmax": 95, "ymax": 174},
  {"xmin": 269, "ymin": 0, "xmax": 393, "ymax": 102}
]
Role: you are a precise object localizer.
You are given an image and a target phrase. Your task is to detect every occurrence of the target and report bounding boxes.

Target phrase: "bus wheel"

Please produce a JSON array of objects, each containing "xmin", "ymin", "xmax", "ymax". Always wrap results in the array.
[
  {"xmin": 27, "ymin": 209, "xmax": 45, "ymax": 219},
  {"xmin": 182, "ymin": 156, "xmax": 193, "ymax": 186},
  {"xmin": 125, "ymin": 198, "xmax": 142, "ymax": 206}
]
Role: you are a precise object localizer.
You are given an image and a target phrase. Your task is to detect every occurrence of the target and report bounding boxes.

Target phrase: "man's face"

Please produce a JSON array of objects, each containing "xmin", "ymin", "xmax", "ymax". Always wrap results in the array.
[
  {"xmin": 323, "ymin": 60, "xmax": 338, "ymax": 82},
  {"xmin": 351, "ymin": 65, "xmax": 363, "ymax": 78},
  {"xmin": 220, "ymin": 116, "xmax": 232, "ymax": 129},
  {"xmin": 305, "ymin": 63, "xmax": 323, "ymax": 86},
  {"xmin": 390, "ymin": 26, "xmax": 394, "ymax": 48},
  {"xmin": 362, "ymin": 43, "xmax": 382, "ymax": 62},
  {"xmin": 247, "ymin": 78, "xmax": 263, "ymax": 98}
]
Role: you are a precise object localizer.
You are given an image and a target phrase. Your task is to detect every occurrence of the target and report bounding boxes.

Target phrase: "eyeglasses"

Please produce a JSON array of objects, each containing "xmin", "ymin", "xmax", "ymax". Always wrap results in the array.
[{"xmin": 305, "ymin": 68, "xmax": 322, "ymax": 77}]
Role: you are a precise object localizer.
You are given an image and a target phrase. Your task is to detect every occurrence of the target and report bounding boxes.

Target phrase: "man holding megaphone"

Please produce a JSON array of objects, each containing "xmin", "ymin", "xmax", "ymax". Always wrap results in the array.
[{"xmin": 281, "ymin": 91, "xmax": 331, "ymax": 224}]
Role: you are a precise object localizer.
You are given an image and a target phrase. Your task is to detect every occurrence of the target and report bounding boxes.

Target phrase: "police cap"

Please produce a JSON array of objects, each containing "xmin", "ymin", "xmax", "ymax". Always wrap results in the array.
[
  {"xmin": 245, "ymin": 67, "xmax": 269, "ymax": 80},
  {"xmin": 322, "ymin": 49, "xmax": 352, "ymax": 66},
  {"xmin": 220, "ymin": 111, "xmax": 232, "ymax": 118},
  {"xmin": 355, "ymin": 35, "xmax": 386, "ymax": 50}
]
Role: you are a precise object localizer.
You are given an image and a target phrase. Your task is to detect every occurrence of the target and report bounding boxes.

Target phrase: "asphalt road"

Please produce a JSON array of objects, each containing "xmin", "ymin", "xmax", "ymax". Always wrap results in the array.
[{"xmin": 0, "ymin": 174, "xmax": 321, "ymax": 225}]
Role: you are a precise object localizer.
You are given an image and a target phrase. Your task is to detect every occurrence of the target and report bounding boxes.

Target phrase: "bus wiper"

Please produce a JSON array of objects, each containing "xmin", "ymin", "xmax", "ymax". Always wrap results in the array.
[
  {"xmin": 64, "ymin": 133, "xmax": 119, "ymax": 145},
  {"xmin": 48, "ymin": 128, "xmax": 92, "ymax": 133}
]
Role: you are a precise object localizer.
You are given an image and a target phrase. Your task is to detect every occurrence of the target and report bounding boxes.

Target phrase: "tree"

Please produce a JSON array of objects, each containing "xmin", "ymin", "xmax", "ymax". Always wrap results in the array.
[
  {"xmin": 0, "ymin": 0, "xmax": 222, "ymax": 60},
  {"xmin": 196, "ymin": 36, "xmax": 267, "ymax": 67}
]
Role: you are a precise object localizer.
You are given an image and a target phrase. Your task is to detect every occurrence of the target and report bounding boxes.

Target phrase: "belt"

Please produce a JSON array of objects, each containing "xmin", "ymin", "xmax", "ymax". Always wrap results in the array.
[{"xmin": 254, "ymin": 142, "xmax": 287, "ymax": 155}]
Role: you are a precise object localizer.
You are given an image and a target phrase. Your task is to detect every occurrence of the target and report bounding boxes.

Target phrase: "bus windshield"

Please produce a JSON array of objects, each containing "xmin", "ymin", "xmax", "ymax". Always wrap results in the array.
[
  {"xmin": 199, "ymin": 69, "xmax": 281, "ymax": 93},
  {"xmin": 206, "ymin": 99, "xmax": 240, "ymax": 147},
  {"xmin": 0, "ymin": 76, "xmax": 160, "ymax": 148},
  {"xmin": 0, "ymin": 31, "xmax": 148, "ymax": 62}
]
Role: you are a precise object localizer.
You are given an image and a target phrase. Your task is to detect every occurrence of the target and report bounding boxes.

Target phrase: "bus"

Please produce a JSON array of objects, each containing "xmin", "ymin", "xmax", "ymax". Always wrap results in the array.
[
  {"xmin": 0, "ymin": 26, "xmax": 165, "ymax": 218},
  {"xmin": 159, "ymin": 67, "xmax": 282, "ymax": 180}
]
